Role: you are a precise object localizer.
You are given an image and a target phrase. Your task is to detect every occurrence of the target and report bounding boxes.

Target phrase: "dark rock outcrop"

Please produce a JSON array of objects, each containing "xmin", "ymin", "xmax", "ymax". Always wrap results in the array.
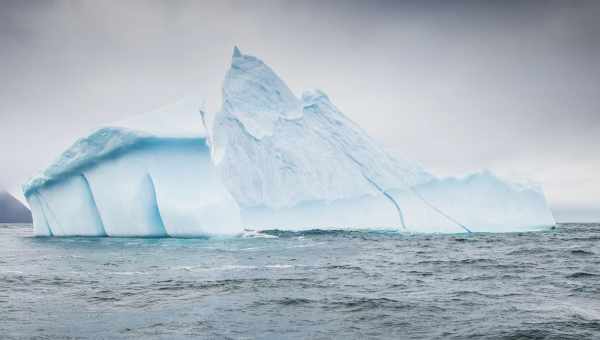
[{"xmin": 0, "ymin": 191, "xmax": 32, "ymax": 223}]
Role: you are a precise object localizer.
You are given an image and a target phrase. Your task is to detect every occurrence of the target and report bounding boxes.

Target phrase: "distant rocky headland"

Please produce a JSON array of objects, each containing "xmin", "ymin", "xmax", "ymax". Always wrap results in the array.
[{"xmin": 0, "ymin": 191, "xmax": 32, "ymax": 223}]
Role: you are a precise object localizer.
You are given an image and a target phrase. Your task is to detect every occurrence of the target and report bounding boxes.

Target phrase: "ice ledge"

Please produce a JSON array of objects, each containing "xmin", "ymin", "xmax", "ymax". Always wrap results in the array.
[
  {"xmin": 431, "ymin": 170, "xmax": 545, "ymax": 194},
  {"xmin": 23, "ymin": 127, "xmax": 206, "ymax": 197},
  {"xmin": 24, "ymin": 98, "xmax": 208, "ymax": 197}
]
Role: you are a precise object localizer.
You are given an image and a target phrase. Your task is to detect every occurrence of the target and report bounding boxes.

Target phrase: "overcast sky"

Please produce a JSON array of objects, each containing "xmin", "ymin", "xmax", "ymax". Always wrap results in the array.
[{"xmin": 1, "ymin": 0, "xmax": 598, "ymax": 222}]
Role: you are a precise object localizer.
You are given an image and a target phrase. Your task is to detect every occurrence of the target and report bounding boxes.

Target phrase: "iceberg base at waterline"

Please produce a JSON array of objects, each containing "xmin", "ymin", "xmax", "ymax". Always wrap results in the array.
[{"xmin": 25, "ymin": 154, "xmax": 555, "ymax": 237}]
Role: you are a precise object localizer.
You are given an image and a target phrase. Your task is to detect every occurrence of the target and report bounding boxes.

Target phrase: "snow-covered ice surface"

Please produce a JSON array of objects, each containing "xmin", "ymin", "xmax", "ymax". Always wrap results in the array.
[{"xmin": 23, "ymin": 47, "xmax": 555, "ymax": 236}]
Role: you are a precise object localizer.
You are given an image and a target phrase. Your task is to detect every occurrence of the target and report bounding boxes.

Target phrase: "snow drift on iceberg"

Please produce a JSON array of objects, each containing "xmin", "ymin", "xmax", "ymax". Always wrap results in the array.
[{"xmin": 23, "ymin": 47, "xmax": 555, "ymax": 236}]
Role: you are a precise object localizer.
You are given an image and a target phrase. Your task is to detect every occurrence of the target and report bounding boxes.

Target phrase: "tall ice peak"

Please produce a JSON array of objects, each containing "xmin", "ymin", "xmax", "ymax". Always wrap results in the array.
[
  {"xmin": 232, "ymin": 45, "xmax": 242, "ymax": 58},
  {"xmin": 221, "ymin": 47, "xmax": 302, "ymax": 139}
]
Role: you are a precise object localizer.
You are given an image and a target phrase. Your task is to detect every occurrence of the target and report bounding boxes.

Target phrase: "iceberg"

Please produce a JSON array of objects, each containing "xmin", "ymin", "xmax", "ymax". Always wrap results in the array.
[{"xmin": 23, "ymin": 47, "xmax": 555, "ymax": 236}]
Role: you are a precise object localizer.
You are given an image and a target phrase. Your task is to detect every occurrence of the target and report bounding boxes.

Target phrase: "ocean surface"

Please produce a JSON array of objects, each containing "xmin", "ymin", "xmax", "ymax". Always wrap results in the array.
[{"xmin": 2, "ymin": 223, "xmax": 600, "ymax": 339}]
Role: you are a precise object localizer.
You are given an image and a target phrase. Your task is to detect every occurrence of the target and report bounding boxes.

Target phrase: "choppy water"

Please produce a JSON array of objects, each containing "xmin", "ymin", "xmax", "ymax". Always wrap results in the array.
[{"xmin": 1, "ymin": 224, "xmax": 600, "ymax": 339}]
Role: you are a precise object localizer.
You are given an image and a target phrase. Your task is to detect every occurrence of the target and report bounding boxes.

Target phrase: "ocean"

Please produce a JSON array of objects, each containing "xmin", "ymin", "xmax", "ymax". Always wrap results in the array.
[{"xmin": 2, "ymin": 223, "xmax": 600, "ymax": 339}]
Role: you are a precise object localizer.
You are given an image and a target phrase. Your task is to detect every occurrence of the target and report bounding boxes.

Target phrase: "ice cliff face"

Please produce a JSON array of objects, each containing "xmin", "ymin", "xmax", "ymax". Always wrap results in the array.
[
  {"xmin": 213, "ymin": 48, "xmax": 433, "ymax": 210},
  {"xmin": 23, "ymin": 47, "xmax": 555, "ymax": 236},
  {"xmin": 24, "ymin": 100, "xmax": 240, "ymax": 237}
]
